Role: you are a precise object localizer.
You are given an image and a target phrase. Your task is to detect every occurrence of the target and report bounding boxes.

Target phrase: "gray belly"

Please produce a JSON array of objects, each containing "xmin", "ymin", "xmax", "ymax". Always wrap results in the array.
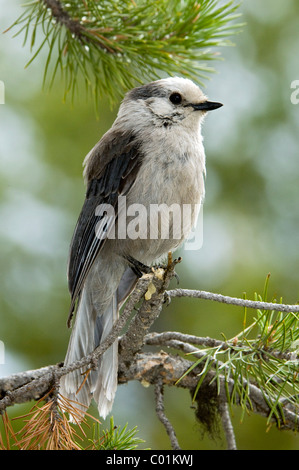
[{"xmin": 114, "ymin": 154, "xmax": 205, "ymax": 265}]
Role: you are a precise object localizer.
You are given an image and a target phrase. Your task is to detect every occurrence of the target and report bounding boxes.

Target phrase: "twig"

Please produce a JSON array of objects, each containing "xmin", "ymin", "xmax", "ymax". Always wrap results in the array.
[
  {"xmin": 166, "ymin": 289, "xmax": 299, "ymax": 313},
  {"xmin": 0, "ymin": 274, "xmax": 153, "ymax": 412},
  {"xmin": 2, "ymin": 350, "xmax": 299, "ymax": 433},
  {"xmin": 59, "ymin": 272, "xmax": 152, "ymax": 376},
  {"xmin": 43, "ymin": 0, "xmax": 83, "ymax": 37},
  {"xmin": 1, "ymin": 279, "xmax": 299, "ymax": 438},
  {"xmin": 42, "ymin": 0, "xmax": 116, "ymax": 53},
  {"xmin": 154, "ymin": 379, "xmax": 181, "ymax": 450},
  {"xmin": 0, "ymin": 265, "xmax": 173, "ymax": 411},
  {"xmin": 144, "ymin": 331, "xmax": 297, "ymax": 363},
  {"xmin": 219, "ymin": 401, "xmax": 237, "ymax": 450},
  {"xmin": 145, "ymin": 331, "xmax": 226, "ymax": 349}
]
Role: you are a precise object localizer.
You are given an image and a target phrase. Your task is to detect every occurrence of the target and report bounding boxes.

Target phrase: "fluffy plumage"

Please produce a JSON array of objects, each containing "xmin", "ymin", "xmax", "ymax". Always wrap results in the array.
[{"xmin": 60, "ymin": 76, "xmax": 222, "ymax": 420}]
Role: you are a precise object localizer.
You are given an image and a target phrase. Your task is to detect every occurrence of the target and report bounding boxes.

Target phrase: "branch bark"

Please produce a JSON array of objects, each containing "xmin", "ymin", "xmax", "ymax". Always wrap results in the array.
[
  {"xmin": 219, "ymin": 401, "xmax": 237, "ymax": 450},
  {"xmin": 43, "ymin": 0, "xmax": 83, "ymax": 38},
  {"xmin": 167, "ymin": 288, "xmax": 299, "ymax": 313},
  {"xmin": 1, "ymin": 273, "xmax": 299, "ymax": 448},
  {"xmin": 154, "ymin": 378, "xmax": 181, "ymax": 450}
]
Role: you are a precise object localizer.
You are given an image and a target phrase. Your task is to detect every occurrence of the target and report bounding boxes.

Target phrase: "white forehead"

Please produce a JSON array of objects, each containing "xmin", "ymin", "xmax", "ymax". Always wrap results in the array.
[
  {"xmin": 124, "ymin": 76, "xmax": 206, "ymax": 104},
  {"xmin": 156, "ymin": 77, "xmax": 206, "ymax": 102},
  {"xmin": 117, "ymin": 77, "xmax": 207, "ymax": 131}
]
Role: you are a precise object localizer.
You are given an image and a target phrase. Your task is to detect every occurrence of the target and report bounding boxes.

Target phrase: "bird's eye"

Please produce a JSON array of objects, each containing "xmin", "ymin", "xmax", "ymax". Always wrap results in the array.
[{"xmin": 169, "ymin": 92, "xmax": 182, "ymax": 105}]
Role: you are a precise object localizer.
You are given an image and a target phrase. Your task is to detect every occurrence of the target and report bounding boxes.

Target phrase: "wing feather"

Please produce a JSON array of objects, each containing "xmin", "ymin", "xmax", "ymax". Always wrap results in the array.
[{"xmin": 67, "ymin": 132, "xmax": 142, "ymax": 324}]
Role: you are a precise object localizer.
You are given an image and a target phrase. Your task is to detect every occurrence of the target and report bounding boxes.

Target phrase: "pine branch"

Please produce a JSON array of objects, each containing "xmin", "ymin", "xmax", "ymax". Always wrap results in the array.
[
  {"xmin": 0, "ymin": 391, "xmax": 143, "ymax": 450},
  {"xmin": 0, "ymin": 259, "xmax": 179, "ymax": 412},
  {"xmin": 166, "ymin": 288, "xmax": 299, "ymax": 313},
  {"xmin": 97, "ymin": 416, "xmax": 145, "ymax": 450},
  {"xmin": 5, "ymin": 0, "xmax": 243, "ymax": 105},
  {"xmin": 1, "ymin": 273, "xmax": 299, "ymax": 448}
]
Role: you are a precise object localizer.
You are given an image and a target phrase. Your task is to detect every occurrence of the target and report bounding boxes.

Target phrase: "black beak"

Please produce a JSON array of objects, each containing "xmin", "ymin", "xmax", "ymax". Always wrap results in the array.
[{"xmin": 191, "ymin": 101, "xmax": 223, "ymax": 111}]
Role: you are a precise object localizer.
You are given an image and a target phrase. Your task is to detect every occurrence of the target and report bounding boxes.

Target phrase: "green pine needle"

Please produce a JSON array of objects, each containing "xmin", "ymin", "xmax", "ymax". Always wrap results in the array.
[
  {"xmin": 6, "ymin": 0, "xmax": 243, "ymax": 106},
  {"xmin": 187, "ymin": 277, "xmax": 299, "ymax": 428},
  {"xmin": 94, "ymin": 417, "xmax": 145, "ymax": 450}
]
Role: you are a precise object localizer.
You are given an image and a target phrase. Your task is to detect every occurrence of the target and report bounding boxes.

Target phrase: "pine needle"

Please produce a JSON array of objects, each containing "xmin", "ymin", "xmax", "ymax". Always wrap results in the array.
[
  {"xmin": 1, "ymin": 391, "xmax": 100, "ymax": 450},
  {"xmin": 5, "ymin": 0, "xmax": 243, "ymax": 107},
  {"xmin": 1, "ymin": 394, "xmax": 144, "ymax": 450},
  {"xmin": 184, "ymin": 276, "xmax": 299, "ymax": 429}
]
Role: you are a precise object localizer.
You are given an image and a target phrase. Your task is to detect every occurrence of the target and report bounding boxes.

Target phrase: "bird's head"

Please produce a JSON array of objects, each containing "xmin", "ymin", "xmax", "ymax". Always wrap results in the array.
[{"xmin": 117, "ymin": 76, "xmax": 222, "ymax": 131}]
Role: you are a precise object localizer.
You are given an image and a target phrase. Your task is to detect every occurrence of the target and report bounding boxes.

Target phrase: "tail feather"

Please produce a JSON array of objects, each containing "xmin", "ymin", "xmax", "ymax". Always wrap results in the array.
[
  {"xmin": 91, "ymin": 294, "xmax": 118, "ymax": 419},
  {"xmin": 59, "ymin": 286, "xmax": 96, "ymax": 417},
  {"xmin": 92, "ymin": 341, "xmax": 118, "ymax": 418},
  {"xmin": 60, "ymin": 266, "xmax": 137, "ymax": 420}
]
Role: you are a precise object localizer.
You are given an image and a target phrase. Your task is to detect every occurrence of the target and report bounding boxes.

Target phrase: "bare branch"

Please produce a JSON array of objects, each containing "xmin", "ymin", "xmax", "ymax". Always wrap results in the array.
[
  {"xmin": 1, "ymin": 276, "xmax": 299, "ymax": 449},
  {"xmin": 43, "ymin": 0, "xmax": 83, "ymax": 38},
  {"xmin": 0, "ymin": 274, "xmax": 152, "ymax": 412},
  {"xmin": 1, "ymin": 349, "xmax": 299, "ymax": 433},
  {"xmin": 145, "ymin": 331, "xmax": 297, "ymax": 362},
  {"xmin": 154, "ymin": 379, "xmax": 181, "ymax": 450},
  {"xmin": 219, "ymin": 401, "xmax": 237, "ymax": 450},
  {"xmin": 0, "ymin": 365, "xmax": 58, "ymax": 402},
  {"xmin": 167, "ymin": 288, "xmax": 299, "ymax": 313},
  {"xmin": 0, "ymin": 262, "xmax": 176, "ymax": 412},
  {"xmin": 145, "ymin": 331, "xmax": 226, "ymax": 350}
]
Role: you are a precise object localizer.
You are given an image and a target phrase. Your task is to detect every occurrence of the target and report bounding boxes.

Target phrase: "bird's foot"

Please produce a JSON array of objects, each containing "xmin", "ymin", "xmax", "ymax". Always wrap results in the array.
[
  {"xmin": 125, "ymin": 255, "xmax": 152, "ymax": 278},
  {"xmin": 125, "ymin": 252, "xmax": 181, "ymax": 284}
]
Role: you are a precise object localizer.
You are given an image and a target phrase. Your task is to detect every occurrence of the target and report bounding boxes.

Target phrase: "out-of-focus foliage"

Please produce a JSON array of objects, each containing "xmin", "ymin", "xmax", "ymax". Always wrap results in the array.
[{"xmin": 1, "ymin": 0, "xmax": 299, "ymax": 450}]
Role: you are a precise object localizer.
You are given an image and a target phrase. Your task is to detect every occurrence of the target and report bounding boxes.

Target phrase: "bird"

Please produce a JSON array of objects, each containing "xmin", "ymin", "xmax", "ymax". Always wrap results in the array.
[{"xmin": 59, "ymin": 76, "xmax": 223, "ymax": 420}]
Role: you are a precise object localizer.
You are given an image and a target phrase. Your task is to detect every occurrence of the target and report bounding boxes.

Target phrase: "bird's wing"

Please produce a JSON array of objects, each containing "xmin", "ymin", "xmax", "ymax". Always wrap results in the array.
[{"xmin": 67, "ymin": 132, "xmax": 142, "ymax": 325}]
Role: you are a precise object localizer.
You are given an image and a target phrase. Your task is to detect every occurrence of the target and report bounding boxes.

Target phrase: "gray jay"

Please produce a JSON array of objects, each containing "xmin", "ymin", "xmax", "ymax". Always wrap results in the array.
[{"xmin": 60, "ymin": 76, "xmax": 222, "ymax": 420}]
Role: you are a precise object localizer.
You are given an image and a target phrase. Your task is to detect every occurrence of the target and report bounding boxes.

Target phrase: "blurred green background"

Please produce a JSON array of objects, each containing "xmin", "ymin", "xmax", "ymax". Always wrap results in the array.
[{"xmin": 1, "ymin": 0, "xmax": 299, "ymax": 450}]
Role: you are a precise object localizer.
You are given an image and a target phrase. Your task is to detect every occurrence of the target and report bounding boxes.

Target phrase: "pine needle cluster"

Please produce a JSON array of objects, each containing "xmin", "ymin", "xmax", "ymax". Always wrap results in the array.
[
  {"xmin": 0, "ymin": 392, "xmax": 144, "ymax": 450},
  {"xmin": 186, "ymin": 276, "xmax": 299, "ymax": 428},
  {"xmin": 6, "ymin": 0, "xmax": 242, "ymax": 105}
]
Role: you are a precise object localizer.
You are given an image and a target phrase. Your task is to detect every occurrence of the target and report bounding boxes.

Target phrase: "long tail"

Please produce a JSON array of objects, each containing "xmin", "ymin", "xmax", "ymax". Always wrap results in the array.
[{"xmin": 59, "ymin": 266, "xmax": 137, "ymax": 420}]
